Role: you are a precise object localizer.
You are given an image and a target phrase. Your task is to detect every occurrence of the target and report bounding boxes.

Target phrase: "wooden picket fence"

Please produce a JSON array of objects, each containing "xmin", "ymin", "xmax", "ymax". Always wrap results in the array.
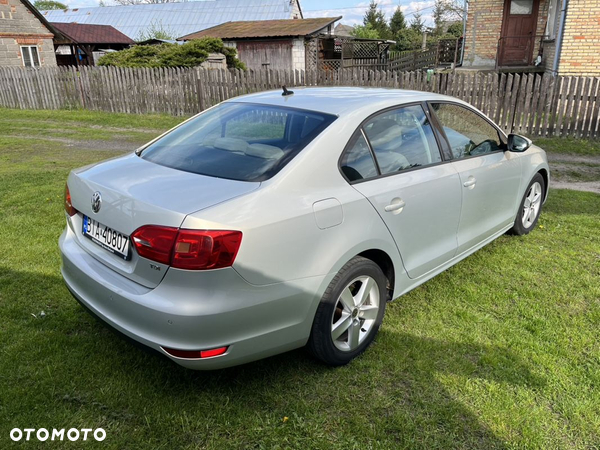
[{"xmin": 0, "ymin": 66, "xmax": 598, "ymax": 138}]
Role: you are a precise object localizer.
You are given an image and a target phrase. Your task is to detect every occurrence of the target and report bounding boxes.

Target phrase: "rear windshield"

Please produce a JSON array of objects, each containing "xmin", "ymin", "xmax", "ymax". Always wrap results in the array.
[{"xmin": 139, "ymin": 102, "xmax": 337, "ymax": 182}]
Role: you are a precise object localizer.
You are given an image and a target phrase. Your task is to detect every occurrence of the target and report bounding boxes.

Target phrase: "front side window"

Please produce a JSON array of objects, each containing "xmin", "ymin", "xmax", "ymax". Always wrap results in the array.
[
  {"xmin": 21, "ymin": 46, "xmax": 40, "ymax": 68},
  {"xmin": 362, "ymin": 104, "xmax": 442, "ymax": 175},
  {"xmin": 140, "ymin": 103, "xmax": 336, "ymax": 182},
  {"xmin": 430, "ymin": 103, "xmax": 503, "ymax": 159}
]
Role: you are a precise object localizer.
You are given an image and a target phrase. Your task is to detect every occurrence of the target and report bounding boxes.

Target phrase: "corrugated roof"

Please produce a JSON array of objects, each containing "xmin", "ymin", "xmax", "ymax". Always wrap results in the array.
[
  {"xmin": 179, "ymin": 17, "xmax": 341, "ymax": 40},
  {"xmin": 41, "ymin": 0, "xmax": 298, "ymax": 41},
  {"xmin": 51, "ymin": 22, "xmax": 135, "ymax": 45}
]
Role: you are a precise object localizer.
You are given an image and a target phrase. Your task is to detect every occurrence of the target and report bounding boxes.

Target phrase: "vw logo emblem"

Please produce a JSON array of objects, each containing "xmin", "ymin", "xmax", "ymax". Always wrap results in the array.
[{"xmin": 91, "ymin": 191, "xmax": 102, "ymax": 213}]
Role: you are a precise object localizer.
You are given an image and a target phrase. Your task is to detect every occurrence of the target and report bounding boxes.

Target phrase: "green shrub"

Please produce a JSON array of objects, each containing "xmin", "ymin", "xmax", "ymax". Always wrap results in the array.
[{"xmin": 98, "ymin": 38, "xmax": 246, "ymax": 70}]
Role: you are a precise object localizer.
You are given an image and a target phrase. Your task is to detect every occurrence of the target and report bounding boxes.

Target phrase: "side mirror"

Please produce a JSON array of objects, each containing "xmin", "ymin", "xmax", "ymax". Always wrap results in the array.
[{"xmin": 507, "ymin": 134, "xmax": 532, "ymax": 152}]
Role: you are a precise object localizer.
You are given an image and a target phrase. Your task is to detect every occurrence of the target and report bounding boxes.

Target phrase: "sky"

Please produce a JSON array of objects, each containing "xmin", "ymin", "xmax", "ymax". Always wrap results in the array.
[
  {"xmin": 303, "ymin": 0, "xmax": 436, "ymax": 27},
  {"xmin": 58, "ymin": 0, "xmax": 437, "ymax": 27}
]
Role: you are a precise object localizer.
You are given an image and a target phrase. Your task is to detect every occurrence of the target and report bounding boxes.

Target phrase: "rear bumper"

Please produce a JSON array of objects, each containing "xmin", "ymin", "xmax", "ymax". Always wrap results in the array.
[{"xmin": 59, "ymin": 226, "xmax": 327, "ymax": 369}]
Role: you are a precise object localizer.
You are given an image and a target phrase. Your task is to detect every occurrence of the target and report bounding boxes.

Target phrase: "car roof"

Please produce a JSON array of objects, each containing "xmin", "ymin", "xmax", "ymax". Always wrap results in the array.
[{"xmin": 227, "ymin": 87, "xmax": 460, "ymax": 117}]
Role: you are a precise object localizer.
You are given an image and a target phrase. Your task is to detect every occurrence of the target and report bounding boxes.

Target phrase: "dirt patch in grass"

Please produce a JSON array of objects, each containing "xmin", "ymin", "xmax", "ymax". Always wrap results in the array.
[{"xmin": 547, "ymin": 153, "xmax": 600, "ymax": 194}]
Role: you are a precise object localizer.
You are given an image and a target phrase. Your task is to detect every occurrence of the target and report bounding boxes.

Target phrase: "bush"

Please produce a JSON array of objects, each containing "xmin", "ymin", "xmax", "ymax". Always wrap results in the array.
[{"xmin": 98, "ymin": 38, "xmax": 246, "ymax": 70}]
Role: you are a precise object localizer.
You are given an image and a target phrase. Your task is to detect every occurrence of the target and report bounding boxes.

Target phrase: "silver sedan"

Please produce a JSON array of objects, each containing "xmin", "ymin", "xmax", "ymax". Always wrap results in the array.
[{"xmin": 59, "ymin": 88, "xmax": 549, "ymax": 369}]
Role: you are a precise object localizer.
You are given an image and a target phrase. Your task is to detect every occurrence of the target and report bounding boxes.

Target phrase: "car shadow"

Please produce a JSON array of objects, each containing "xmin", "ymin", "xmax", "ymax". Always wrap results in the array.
[{"xmin": 1, "ymin": 260, "xmax": 545, "ymax": 449}]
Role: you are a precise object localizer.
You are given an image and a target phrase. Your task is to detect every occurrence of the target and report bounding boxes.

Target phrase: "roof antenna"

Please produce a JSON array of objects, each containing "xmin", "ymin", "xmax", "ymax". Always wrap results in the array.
[{"xmin": 282, "ymin": 85, "xmax": 294, "ymax": 96}]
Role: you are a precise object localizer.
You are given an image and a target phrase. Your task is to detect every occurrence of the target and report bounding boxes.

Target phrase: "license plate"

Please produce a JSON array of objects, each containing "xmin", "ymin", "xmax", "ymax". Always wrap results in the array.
[{"xmin": 82, "ymin": 215, "xmax": 130, "ymax": 260}]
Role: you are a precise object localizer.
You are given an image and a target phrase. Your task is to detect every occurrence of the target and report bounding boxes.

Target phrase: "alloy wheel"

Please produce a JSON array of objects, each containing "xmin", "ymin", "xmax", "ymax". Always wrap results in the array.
[
  {"xmin": 331, "ymin": 276, "xmax": 380, "ymax": 352},
  {"xmin": 522, "ymin": 181, "xmax": 542, "ymax": 228}
]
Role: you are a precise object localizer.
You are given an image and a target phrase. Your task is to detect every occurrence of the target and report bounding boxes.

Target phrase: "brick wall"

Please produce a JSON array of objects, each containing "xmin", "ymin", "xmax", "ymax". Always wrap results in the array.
[
  {"xmin": 541, "ymin": 0, "xmax": 560, "ymax": 71},
  {"xmin": 558, "ymin": 0, "xmax": 600, "ymax": 75},
  {"xmin": 463, "ymin": 0, "xmax": 506, "ymax": 67},
  {"xmin": 463, "ymin": 0, "xmax": 549, "ymax": 68},
  {"xmin": 0, "ymin": 0, "xmax": 56, "ymax": 67},
  {"xmin": 532, "ymin": 0, "xmax": 550, "ymax": 63}
]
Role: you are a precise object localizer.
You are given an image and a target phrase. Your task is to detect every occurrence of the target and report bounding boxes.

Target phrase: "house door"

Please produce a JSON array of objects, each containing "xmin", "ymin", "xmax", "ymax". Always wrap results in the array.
[{"xmin": 499, "ymin": 0, "xmax": 540, "ymax": 66}]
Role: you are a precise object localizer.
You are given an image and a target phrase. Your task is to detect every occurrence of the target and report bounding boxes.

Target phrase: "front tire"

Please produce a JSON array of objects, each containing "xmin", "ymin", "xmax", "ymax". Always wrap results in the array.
[
  {"xmin": 509, "ymin": 173, "xmax": 545, "ymax": 236},
  {"xmin": 308, "ymin": 256, "xmax": 387, "ymax": 366}
]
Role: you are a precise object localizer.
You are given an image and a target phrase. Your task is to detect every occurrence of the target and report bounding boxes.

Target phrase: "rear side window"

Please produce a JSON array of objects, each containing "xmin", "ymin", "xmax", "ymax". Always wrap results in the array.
[
  {"xmin": 340, "ymin": 133, "xmax": 378, "ymax": 182},
  {"xmin": 430, "ymin": 103, "xmax": 503, "ymax": 159},
  {"xmin": 140, "ymin": 103, "xmax": 336, "ymax": 182},
  {"xmin": 362, "ymin": 104, "xmax": 442, "ymax": 175}
]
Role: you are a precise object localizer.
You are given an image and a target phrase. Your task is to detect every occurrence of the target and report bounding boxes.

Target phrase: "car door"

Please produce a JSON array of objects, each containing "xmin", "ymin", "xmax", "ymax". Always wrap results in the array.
[
  {"xmin": 341, "ymin": 104, "xmax": 462, "ymax": 279},
  {"xmin": 429, "ymin": 102, "xmax": 523, "ymax": 254}
]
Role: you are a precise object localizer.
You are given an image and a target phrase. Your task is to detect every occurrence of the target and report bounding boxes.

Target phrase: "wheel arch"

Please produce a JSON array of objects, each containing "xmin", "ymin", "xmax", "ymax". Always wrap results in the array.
[
  {"xmin": 357, "ymin": 249, "xmax": 395, "ymax": 302},
  {"xmin": 537, "ymin": 168, "xmax": 549, "ymax": 202}
]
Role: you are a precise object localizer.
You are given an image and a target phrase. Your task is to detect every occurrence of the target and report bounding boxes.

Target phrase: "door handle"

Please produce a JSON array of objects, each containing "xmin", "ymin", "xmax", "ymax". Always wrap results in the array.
[
  {"xmin": 463, "ymin": 177, "xmax": 477, "ymax": 188},
  {"xmin": 384, "ymin": 199, "xmax": 406, "ymax": 213}
]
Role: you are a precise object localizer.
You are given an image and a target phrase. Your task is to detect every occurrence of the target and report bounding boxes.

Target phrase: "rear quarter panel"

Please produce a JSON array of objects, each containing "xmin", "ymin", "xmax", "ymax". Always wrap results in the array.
[{"xmin": 181, "ymin": 119, "xmax": 406, "ymax": 298}]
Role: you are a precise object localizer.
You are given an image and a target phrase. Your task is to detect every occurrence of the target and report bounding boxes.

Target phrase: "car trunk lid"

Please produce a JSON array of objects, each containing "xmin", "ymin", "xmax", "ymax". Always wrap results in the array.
[{"xmin": 67, "ymin": 154, "xmax": 259, "ymax": 288}]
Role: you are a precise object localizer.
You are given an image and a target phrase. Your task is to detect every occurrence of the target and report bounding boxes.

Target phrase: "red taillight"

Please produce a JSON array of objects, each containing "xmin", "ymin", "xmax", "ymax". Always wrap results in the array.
[
  {"xmin": 162, "ymin": 346, "xmax": 228, "ymax": 359},
  {"xmin": 130, "ymin": 226, "xmax": 242, "ymax": 270},
  {"xmin": 172, "ymin": 230, "xmax": 242, "ymax": 270},
  {"xmin": 64, "ymin": 184, "xmax": 77, "ymax": 216},
  {"xmin": 130, "ymin": 225, "xmax": 178, "ymax": 265}
]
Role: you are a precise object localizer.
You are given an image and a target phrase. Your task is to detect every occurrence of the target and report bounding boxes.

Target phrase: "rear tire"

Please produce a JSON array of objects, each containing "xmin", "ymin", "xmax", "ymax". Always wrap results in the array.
[
  {"xmin": 308, "ymin": 256, "xmax": 387, "ymax": 366},
  {"xmin": 508, "ymin": 173, "xmax": 545, "ymax": 236}
]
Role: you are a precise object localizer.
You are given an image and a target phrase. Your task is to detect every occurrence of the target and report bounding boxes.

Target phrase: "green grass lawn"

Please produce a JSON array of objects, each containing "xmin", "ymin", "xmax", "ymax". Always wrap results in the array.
[
  {"xmin": 0, "ymin": 109, "xmax": 599, "ymax": 449},
  {"xmin": 533, "ymin": 136, "xmax": 600, "ymax": 156}
]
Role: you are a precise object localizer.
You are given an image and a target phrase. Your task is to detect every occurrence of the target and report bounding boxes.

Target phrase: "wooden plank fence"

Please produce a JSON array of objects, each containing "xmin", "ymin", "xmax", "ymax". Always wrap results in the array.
[{"xmin": 0, "ymin": 66, "xmax": 598, "ymax": 138}]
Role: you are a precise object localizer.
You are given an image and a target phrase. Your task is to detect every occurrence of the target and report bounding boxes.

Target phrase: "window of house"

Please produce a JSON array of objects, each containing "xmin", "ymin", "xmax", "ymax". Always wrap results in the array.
[
  {"xmin": 430, "ymin": 103, "xmax": 503, "ymax": 159},
  {"xmin": 510, "ymin": 0, "xmax": 534, "ymax": 14},
  {"xmin": 21, "ymin": 46, "xmax": 40, "ymax": 68},
  {"xmin": 362, "ymin": 104, "xmax": 442, "ymax": 175}
]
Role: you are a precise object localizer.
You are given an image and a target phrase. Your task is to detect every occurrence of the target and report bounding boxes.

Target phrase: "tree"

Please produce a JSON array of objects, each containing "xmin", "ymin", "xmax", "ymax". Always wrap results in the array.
[
  {"xmin": 33, "ymin": 0, "xmax": 66, "ymax": 9},
  {"xmin": 447, "ymin": 22, "xmax": 463, "ymax": 38},
  {"xmin": 389, "ymin": 7, "xmax": 407, "ymax": 37},
  {"xmin": 432, "ymin": 0, "xmax": 465, "ymax": 36},
  {"xmin": 136, "ymin": 20, "xmax": 175, "ymax": 42},
  {"xmin": 351, "ymin": 23, "xmax": 380, "ymax": 40},
  {"xmin": 98, "ymin": 38, "xmax": 246, "ymax": 69},
  {"xmin": 432, "ymin": 0, "xmax": 446, "ymax": 36},
  {"xmin": 394, "ymin": 28, "xmax": 422, "ymax": 51},
  {"xmin": 390, "ymin": 7, "xmax": 418, "ymax": 51},
  {"xmin": 444, "ymin": 0, "xmax": 467, "ymax": 21},
  {"xmin": 363, "ymin": 0, "xmax": 390, "ymax": 40},
  {"xmin": 409, "ymin": 11, "xmax": 425, "ymax": 34}
]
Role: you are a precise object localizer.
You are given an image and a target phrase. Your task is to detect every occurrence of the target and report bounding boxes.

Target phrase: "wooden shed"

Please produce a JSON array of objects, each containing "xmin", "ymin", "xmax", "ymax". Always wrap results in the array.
[
  {"xmin": 178, "ymin": 17, "xmax": 342, "ymax": 71},
  {"xmin": 51, "ymin": 22, "xmax": 135, "ymax": 67}
]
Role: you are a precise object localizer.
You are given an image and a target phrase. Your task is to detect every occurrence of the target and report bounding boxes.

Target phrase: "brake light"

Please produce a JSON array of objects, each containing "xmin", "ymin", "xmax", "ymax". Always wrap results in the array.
[
  {"xmin": 172, "ymin": 230, "xmax": 242, "ymax": 270},
  {"xmin": 130, "ymin": 226, "xmax": 242, "ymax": 270},
  {"xmin": 64, "ymin": 184, "xmax": 77, "ymax": 216},
  {"xmin": 131, "ymin": 225, "xmax": 178, "ymax": 265}
]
